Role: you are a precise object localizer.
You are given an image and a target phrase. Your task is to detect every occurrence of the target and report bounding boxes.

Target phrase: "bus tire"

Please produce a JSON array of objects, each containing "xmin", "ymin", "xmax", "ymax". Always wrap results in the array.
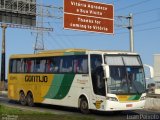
[
  {"xmin": 19, "ymin": 91, "xmax": 27, "ymax": 106},
  {"xmin": 79, "ymin": 97, "xmax": 90, "ymax": 114},
  {"xmin": 26, "ymin": 92, "xmax": 34, "ymax": 107}
]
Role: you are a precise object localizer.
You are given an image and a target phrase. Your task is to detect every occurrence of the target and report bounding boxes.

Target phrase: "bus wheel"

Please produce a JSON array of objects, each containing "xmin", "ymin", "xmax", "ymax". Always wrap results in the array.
[
  {"xmin": 26, "ymin": 92, "xmax": 34, "ymax": 107},
  {"xmin": 19, "ymin": 91, "xmax": 27, "ymax": 106},
  {"xmin": 80, "ymin": 97, "xmax": 90, "ymax": 114}
]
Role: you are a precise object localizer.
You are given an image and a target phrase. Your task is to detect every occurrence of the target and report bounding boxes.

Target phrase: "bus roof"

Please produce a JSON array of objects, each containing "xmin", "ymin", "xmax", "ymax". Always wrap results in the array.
[{"xmin": 9, "ymin": 49, "xmax": 138, "ymax": 59}]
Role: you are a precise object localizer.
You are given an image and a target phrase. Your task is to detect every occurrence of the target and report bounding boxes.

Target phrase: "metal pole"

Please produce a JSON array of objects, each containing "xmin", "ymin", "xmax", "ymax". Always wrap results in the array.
[
  {"xmin": 0, "ymin": 24, "xmax": 7, "ymax": 90},
  {"xmin": 128, "ymin": 13, "xmax": 134, "ymax": 52}
]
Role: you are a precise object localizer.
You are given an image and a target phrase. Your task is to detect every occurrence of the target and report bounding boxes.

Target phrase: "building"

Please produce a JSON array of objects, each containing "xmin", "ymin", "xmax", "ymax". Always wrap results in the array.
[{"xmin": 154, "ymin": 54, "xmax": 160, "ymax": 93}]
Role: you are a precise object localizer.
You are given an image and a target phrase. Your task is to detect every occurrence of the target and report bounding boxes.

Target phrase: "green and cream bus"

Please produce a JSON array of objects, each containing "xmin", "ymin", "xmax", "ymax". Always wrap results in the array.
[{"xmin": 8, "ymin": 49, "xmax": 146, "ymax": 113}]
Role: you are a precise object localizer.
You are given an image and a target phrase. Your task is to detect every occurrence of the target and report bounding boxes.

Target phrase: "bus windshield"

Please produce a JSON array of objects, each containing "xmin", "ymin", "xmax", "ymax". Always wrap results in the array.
[{"xmin": 105, "ymin": 55, "xmax": 146, "ymax": 94}]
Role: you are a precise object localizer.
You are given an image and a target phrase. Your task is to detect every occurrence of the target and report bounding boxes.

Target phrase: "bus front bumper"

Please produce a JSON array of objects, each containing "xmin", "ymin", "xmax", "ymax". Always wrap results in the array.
[{"xmin": 104, "ymin": 100, "xmax": 146, "ymax": 111}]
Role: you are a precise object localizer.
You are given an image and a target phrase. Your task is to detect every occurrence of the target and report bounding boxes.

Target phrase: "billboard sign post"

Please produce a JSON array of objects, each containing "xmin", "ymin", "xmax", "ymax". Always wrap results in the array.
[
  {"xmin": 0, "ymin": 24, "xmax": 7, "ymax": 90},
  {"xmin": 64, "ymin": 0, "xmax": 114, "ymax": 34}
]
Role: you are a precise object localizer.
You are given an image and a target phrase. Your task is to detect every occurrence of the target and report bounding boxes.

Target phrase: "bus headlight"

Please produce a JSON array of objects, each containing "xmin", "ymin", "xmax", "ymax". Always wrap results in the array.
[
  {"xmin": 106, "ymin": 97, "xmax": 118, "ymax": 101},
  {"xmin": 140, "ymin": 96, "xmax": 146, "ymax": 101}
]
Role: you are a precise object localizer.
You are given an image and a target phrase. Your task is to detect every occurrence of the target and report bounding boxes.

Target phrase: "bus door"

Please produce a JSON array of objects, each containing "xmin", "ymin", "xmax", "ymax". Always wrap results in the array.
[{"xmin": 90, "ymin": 54, "xmax": 106, "ymax": 109}]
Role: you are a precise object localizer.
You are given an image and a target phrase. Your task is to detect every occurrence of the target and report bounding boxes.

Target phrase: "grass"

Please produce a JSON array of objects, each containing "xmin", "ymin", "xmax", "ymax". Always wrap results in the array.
[{"xmin": 0, "ymin": 104, "xmax": 94, "ymax": 120}]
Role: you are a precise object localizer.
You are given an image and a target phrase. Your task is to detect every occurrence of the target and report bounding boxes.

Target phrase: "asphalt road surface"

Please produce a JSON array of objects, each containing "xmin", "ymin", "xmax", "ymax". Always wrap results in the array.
[{"xmin": 0, "ymin": 95, "xmax": 160, "ymax": 120}]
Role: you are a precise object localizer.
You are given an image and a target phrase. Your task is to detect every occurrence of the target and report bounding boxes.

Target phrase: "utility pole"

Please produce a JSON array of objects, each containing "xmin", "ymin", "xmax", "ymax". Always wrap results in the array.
[
  {"xmin": 34, "ymin": 0, "xmax": 44, "ymax": 53},
  {"xmin": 0, "ymin": 24, "xmax": 7, "ymax": 90},
  {"xmin": 33, "ymin": 0, "xmax": 55, "ymax": 53},
  {"xmin": 115, "ymin": 13, "xmax": 134, "ymax": 52},
  {"xmin": 128, "ymin": 13, "xmax": 134, "ymax": 52}
]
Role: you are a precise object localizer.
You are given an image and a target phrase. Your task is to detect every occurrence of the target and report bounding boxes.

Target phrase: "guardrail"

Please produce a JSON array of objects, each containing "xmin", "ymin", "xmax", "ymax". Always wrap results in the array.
[{"xmin": 146, "ymin": 93, "xmax": 160, "ymax": 98}]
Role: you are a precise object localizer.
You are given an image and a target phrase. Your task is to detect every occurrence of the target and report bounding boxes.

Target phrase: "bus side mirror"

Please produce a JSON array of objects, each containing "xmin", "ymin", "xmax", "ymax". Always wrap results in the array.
[
  {"xmin": 143, "ymin": 64, "xmax": 154, "ymax": 79},
  {"xmin": 103, "ymin": 65, "xmax": 110, "ymax": 79}
]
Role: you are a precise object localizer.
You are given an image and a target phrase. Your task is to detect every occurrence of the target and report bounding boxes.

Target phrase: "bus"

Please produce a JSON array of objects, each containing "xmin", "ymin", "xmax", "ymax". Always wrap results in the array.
[{"xmin": 8, "ymin": 49, "xmax": 146, "ymax": 114}]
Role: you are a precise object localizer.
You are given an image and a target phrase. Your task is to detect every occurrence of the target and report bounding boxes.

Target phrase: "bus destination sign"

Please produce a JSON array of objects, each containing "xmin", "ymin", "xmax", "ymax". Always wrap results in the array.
[{"xmin": 64, "ymin": 0, "xmax": 114, "ymax": 34}]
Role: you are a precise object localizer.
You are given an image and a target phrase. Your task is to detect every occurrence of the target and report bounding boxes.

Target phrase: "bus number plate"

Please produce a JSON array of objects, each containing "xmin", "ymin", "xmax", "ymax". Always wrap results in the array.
[{"xmin": 126, "ymin": 104, "xmax": 132, "ymax": 107}]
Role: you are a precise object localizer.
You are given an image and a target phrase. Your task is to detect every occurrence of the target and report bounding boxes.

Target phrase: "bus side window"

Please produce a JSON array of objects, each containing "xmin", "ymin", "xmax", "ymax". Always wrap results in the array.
[
  {"xmin": 81, "ymin": 58, "xmax": 88, "ymax": 73},
  {"xmin": 9, "ymin": 60, "xmax": 12, "ymax": 73},
  {"xmin": 73, "ymin": 59, "xmax": 79, "ymax": 73},
  {"xmin": 10, "ymin": 59, "xmax": 17, "ymax": 73},
  {"xmin": 50, "ymin": 58, "xmax": 59, "ymax": 73},
  {"xmin": 35, "ymin": 59, "xmax": 40, "ymax": 72},
  {"xmin": 26, "ymin": 59, "xmax": 34, "ymax": 73},
  {"xmin": 66, "ymin": 56, "xmax": 73, "ymax": 72},
  {"xmin": 16, "ymin": 59, "xmax": 21, "ymax": 73},
  {"xmin": 77, "ymin": 59, "xmax": 88, "ymax": 73},
  {"xmin": 60, "ymin": 56, "xmax": 73, "ymax": 73},
  {"xmin": 75, "ymin": 56, "xmax": 88, "ymax": 74},
  {"xmin": 45, "ymin": 59, "xmax": 51, "ymax": 72},
  {"xmin": 27, "ymin": 60, "xmax": 31, "ymax": 73},
  {"xmin": 35, "ymin": 58, "xmax": 46, "ymax": 73},
  {"xmin": 45, "ymin": 58, "xmax": 59, "ymax": 73},
  {"xmin": 24, "ymin": 60, "xmax": 27, "ymax": 72},
  {"xmin": 40, "ymin": 59, "xmax": 46, "ymax": 72},
  {"xmin": 21, "ymin": 59, "xmax": 25, "ymax": 73}
]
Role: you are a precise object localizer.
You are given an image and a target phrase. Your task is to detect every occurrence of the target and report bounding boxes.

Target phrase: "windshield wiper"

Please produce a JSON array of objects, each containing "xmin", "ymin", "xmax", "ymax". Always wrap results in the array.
[{"xmin": 130, "ymin": 80, "xmax": 140, "ymax": 94}]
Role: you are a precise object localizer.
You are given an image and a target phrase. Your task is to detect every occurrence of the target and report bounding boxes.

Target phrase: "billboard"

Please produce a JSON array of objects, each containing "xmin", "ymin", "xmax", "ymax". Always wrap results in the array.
[
  {"xmin": 0, "ymin": 0, "xmax": 36, "ymax": 26},
  {"xmin": 64, "ymin": 0, "xmax": 114, "ymax": 34}
]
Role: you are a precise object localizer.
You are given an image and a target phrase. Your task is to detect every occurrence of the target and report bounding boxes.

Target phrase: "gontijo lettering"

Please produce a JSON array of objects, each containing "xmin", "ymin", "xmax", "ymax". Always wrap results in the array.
[{"xmin": 25, "ymin": 75, "xmax": 48, "ymax": 82}]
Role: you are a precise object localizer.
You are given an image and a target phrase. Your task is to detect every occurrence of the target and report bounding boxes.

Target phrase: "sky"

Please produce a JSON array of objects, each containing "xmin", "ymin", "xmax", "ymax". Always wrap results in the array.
[{"xmin": 0, "ymin": 0, "xmax": 160, "ymax": 77}]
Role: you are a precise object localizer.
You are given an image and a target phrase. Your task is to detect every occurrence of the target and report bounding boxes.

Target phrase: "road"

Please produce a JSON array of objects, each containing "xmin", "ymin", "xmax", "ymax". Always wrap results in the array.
[{"xmin": 0, "ymin": 94, "xmax": 160, "ymax": 120}]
